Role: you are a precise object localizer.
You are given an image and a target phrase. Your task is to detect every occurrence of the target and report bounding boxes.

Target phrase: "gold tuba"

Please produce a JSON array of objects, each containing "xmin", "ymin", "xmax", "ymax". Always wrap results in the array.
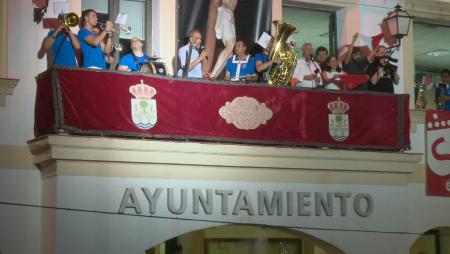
[
  {"xmin": 264, "ymin": 21, "xmax": 298, "ymax": 86},
  {"xmin": 58, "ymin": 12, "xmax": 80, "ymax": 27}
]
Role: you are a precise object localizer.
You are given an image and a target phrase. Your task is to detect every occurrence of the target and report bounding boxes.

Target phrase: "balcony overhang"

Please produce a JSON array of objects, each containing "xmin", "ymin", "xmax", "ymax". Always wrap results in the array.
[{"xmin": 28, "ymin": 135, "xmax": 422, "ymax": 184}]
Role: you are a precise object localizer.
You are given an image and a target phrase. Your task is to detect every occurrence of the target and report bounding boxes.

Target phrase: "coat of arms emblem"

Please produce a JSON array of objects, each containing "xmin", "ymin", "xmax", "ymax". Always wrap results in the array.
[
  {"xmin": 129, "ymin": 80, "xmax": 157, "ymax": 129},
  {"xmin": 327, "ymin": 97, "xmax": 350, "ymax": 141}
]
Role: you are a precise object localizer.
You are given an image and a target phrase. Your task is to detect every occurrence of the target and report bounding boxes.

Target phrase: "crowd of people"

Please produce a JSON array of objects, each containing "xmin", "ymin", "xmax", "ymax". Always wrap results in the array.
[
  {"xmin": 38, "ymin": 8, "xmax": 450, "ymax": 106},
  {"xmin": 174, "ymin": 30, "xmax": 404, "ymax": 93}
]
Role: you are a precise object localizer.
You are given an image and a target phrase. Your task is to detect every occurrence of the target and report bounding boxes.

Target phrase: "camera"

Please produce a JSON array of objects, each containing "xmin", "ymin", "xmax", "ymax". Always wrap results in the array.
[
  {"xmin": 384, "ymin": 55, "xmax": 398, "ymax": 72},
  {"xmin": 375, "ymin": 55, "xmax": 398, "ymax": 71},
  {"xmin": 385, "ymin": 56, "xmax": 398, "ymax": 63},
  {"xmin": 384, "ymin": 62, "xmax": 398, "ymax": 73}
]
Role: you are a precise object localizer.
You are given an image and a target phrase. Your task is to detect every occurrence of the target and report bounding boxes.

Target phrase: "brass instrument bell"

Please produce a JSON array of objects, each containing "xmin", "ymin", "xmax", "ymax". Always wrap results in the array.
[
  {"xmin": 113, "ymin": 43, "xmax": 123, "ymax": 52},
  {"xmin": 265, "ymin": 21, "xmax": 298, "ymax": 86},
  {"xmin": 58, "ymin": 12, "xmax": 80, "ymax": 27}
]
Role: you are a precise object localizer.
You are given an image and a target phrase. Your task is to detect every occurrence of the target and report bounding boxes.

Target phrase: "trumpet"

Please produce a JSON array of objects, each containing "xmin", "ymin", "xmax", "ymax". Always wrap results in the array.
[
  {"xmin": 58, "ymin": 12, "xmax": 80, "ymax": 28},
  {"xmin": 113, "ymin": 43, "xmax": 123, "ymax": 52},
  {"xmin": 95, "ymin": 22, "xmax": 131, "ymax": 35}
]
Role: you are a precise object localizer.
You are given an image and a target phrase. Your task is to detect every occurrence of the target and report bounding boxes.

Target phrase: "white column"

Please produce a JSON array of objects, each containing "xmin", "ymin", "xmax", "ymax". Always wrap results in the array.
[
  {"xmin": 0, "ymin": 0, "xmax": 7, "ymax": 77},
  {"xmin": 152, "ymin": 0, "xmax": 176, "ymax": 75}
]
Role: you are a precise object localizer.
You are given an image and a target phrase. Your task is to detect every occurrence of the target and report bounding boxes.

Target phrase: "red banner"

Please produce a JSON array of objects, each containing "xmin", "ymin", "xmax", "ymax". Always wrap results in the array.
[
  {"xmin": 426, "ymin": 110, "xmax": 450, "ymax": 196},
  {"xmin": 35, "ymin": 68, "xmax": 410, "ymax": 150}
]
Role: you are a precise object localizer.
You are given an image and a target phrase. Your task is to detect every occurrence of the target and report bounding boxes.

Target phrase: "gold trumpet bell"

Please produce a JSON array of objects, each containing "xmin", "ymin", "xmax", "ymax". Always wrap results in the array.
[
  {"xmin": 58, "ymin": 12, "xmax": 80, "ymax": 27},
  {"xmin": 265, "ymin": 20, "xmax": 298, "ymax": 86},
  {"xmin": 269, "ymin": 21, "xmax": 298, "ymax": 59}
]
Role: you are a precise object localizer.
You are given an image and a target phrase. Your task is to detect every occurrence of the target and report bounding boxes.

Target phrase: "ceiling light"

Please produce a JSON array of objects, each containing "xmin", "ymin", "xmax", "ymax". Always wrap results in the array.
[{"xmin": 427, "ymin": 50, "xmax": 450, "ymax": 57}]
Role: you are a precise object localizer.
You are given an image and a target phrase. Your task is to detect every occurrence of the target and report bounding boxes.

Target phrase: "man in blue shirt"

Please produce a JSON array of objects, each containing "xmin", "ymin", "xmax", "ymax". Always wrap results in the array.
[
  {"xmin": 117, "ymin": 37, "xmax": 149, "ymax": 72},
  {"xmin": 436, "ymin": 69, "xmax": 450, "ymax": 111},
  {"xmin": 225, "ymin": 40, "xmax": 257, "ymax": 82},
  {"xmin": 78, "ymin": 9, "xmax": 114, "ymax": 69},
  {"xmin": 37, "ymin": 21, "xmax": 80, "ymax": 68},
  {"xmin": 255, "ymin": 47, "xmax": 281, "ymax": 83},
  {"xmin": 255, "ymin": 50, "xmax": 269, "ymax": 83}
]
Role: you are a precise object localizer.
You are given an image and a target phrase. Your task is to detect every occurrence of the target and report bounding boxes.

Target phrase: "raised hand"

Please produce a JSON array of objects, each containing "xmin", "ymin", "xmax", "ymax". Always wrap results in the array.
[
  {"xmin": 199, "ymin": 50, "xmax": 208, "ymax": 61},
  {"xmin": 352, "ymin": 32, "xmax": 359, "ymax": 43}
]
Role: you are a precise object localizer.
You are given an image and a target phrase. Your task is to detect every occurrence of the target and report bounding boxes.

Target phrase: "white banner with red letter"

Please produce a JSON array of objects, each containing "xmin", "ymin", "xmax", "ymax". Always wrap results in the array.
[{"xmin": 426, "ymin": 110, "xmax": 450, "ymax": 196}]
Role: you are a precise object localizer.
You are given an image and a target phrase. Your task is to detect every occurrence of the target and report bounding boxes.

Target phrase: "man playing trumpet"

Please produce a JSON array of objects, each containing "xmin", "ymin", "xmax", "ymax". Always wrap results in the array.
[
  {"xmin": 78, "ymin": 9, "xmax": 114, "ymax": 69},
  {"xmin": 37, "ymin": 13, "xmax": 81, "ymax": 69}
]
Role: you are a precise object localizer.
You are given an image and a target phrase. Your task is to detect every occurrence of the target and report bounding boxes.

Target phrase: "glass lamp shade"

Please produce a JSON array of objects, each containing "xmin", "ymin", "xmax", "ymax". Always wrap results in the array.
[{"xmin": 385, "ymin": 5, "xmax": 412, "ymax": 39}]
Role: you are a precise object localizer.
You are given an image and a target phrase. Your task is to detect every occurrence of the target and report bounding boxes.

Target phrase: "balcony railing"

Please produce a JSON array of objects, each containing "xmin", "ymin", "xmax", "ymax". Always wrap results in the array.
[{"xmin": 34, "ymin": 68, "xmax": 410, "ymax": 151}]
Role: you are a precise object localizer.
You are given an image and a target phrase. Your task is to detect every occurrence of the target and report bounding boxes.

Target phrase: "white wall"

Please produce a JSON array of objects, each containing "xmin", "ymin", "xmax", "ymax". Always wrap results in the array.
[
  {"xmin": 0, "ymin": 0, "xmax": 83, "ymax": 146},
  {"xmin": 151, "ymin": 0, "xmax": 176, "ymax": 75},
  {"xmin": 410, "ymin": 123, "xmax": 425, "ymax": 155},
  {"xmin": 0, "ymin": 0, "xmax": 46, "ymax": 146},
  {"xmin": 0, "ymin": 1, "xmax": 76, "ymax": 253},
  {"xmin": 151, "ymin": 0, "xmax": 160, "ymax": 56},
  {"xmin": 46, "ymin": 175, "xmax": 450, "ymax": 254},
  {"xmin": 0, "ymin": 169, "xmax": 42, "ymax": 254},
  {"xmin": 3, "ymin": 170, "xmax": 447, "ymax": 254}
]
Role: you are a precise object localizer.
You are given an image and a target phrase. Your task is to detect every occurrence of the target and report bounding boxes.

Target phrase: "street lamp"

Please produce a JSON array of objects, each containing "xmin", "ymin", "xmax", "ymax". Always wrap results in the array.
[{"xmin": 384, "ymin": 4, "xmax": 412, "ymax": 48}]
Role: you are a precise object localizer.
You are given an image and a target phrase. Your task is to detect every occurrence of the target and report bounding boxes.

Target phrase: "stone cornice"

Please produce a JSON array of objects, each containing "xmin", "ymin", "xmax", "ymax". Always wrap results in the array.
[
  {"xmin": 0, "ymin": 77, "xmax": 19, "ymax": 107},
  {"xmin": 28, "ymin": 135, "xmax": 422, "ymax": 180},
  {"xmin": 406, "ymin": 0, "xmax": 450, "ymax": 23},
  {"xmin": 410, "ymin": 110, "xmax": 426, "ymax": 133},
  {"xmin": 410, "ymin": 110, "xmax": 426, "ymax": 124}
]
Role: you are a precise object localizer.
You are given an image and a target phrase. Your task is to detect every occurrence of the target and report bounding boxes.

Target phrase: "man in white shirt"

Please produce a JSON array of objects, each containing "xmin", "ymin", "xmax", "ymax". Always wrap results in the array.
[
  {"xmin": 292, "ymin": 43, "xmax": 321, "ymax": 88},
  {"xmin": 177, "ymin": 29, "xmax": 208, "ymax": 78}
]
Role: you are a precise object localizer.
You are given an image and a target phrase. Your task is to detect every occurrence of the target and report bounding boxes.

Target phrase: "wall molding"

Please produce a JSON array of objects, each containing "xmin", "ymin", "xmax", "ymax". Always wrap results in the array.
[
  {"xmin": 410, "ymin": 109, "xmax": 426, "ymax": 133},
  {"xmin": 0, "ymin": 144, "xmax": 35, "ymax": 169},
  {"xmin": 28, "ymin": 135, "xmax": 422, "ymax": 185},
  {"xmin": 406, "ymin": 0, "xmax": 450, "ymax": 23},
  {"xmin": 0, "ymin": 77, "xmax": 19, "ymax": 107},
  {"xmin": 410, "ymin": 110, "xmax": 426, "ymax": 125}
]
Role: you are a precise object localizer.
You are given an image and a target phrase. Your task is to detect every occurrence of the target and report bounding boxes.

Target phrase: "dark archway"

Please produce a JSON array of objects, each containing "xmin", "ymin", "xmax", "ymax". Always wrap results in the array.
[
  {"xmin": 410, "ymin": 227, "xmax": 450, "ymax": 254},
  {"xmin": 145, "ymin": 224, "xmax": 345, "ymax": 254}
]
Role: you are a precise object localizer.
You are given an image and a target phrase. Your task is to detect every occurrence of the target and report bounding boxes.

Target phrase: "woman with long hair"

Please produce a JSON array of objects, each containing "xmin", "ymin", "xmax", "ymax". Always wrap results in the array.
[{"xmin": 321, "ymin": 55, "xmax": 343, "ymax": 90}]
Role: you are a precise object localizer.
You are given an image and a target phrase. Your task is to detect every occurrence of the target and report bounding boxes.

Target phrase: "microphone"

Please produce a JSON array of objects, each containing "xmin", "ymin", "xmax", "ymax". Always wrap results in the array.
[
  {"xmin": 310, "ymin": 57, "xmax": 320, "ymax": 74},
  {"xmin": 198, "ymin": 45, "xmax": 208, "ymax": 60},
  {"xmin": 197, "ymin": 45, "xmax": 205, "ymax": 53}
]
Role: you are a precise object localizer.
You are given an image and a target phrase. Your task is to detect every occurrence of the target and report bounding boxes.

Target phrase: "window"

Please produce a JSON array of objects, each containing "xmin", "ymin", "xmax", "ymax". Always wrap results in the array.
[
  {"xmin": 414, "ymin": 22, "xmax": 450, "ymax": 109},
  {"xmin": 82, "ymin": 0, "xmax": 151, "ymax": 66},
  {"xmin": 282, "ymin": 6, "xmax": 337, "ymax": 56}
]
